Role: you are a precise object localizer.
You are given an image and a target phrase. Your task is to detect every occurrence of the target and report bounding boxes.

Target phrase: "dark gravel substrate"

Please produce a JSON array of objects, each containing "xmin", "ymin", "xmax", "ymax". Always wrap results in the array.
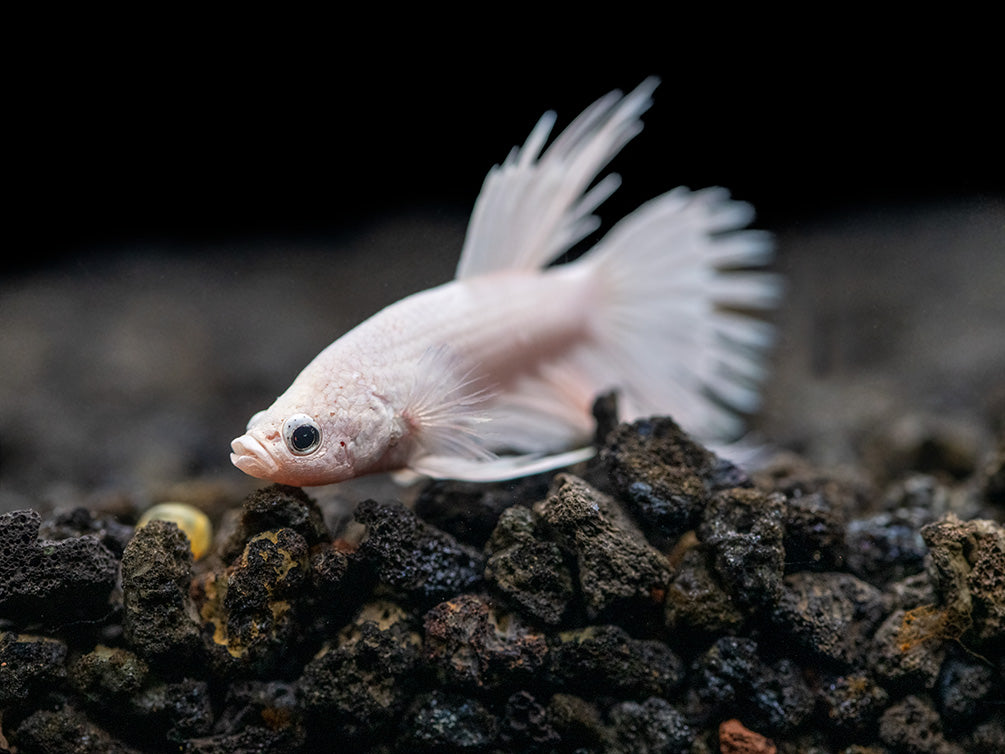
[{"xmin": 2, "ymin": 414, "xmax": 1003, "ymax": 753}]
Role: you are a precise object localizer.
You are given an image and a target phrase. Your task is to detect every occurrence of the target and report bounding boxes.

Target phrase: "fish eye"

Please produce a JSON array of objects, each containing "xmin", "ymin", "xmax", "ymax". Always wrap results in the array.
[{"xmin": 283, "ymin": 414, "xmax": 322, "ymax": 455}]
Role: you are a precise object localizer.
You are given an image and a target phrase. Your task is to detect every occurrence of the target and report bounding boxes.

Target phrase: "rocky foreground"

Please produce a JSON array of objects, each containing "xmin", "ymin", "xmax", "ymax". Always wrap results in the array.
[{"xmin": 2, "ymin": 415, "xmax": 1003, "ymax": 753}]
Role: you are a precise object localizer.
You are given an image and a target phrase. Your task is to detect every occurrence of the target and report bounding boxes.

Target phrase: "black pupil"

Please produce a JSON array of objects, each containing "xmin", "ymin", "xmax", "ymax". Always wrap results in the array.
[{"xmin": 291, "ymin": 423, "xmax": 319, "ymax": 451}]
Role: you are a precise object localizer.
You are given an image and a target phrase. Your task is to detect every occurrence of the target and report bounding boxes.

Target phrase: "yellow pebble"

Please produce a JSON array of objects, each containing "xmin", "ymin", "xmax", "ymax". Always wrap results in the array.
[{"xmin": 136, "ymin": 502, "xmax": 213, "ymax": 560}]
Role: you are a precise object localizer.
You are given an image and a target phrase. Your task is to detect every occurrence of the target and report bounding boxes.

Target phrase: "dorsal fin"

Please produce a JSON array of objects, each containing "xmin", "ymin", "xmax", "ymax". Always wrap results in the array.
[{"xmin": 455, "ymin": 78, "xmax": 659, "ymax": 279}]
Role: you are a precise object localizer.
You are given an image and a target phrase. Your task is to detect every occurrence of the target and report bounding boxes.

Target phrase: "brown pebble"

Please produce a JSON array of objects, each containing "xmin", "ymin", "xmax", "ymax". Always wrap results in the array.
[{"xmin": 718, "ymin": 718, "xmax": 776, "ymax": 754}]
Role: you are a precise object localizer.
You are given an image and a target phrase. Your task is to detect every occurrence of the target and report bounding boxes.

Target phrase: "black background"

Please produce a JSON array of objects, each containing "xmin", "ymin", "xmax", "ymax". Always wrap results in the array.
[
  {"xmin": 2, "ymin": 19, "xmax": 1002, "ymax": 510},
  {"xmin": 7, "ymin": 20, "xmax": 1001, "ymax": 273}
]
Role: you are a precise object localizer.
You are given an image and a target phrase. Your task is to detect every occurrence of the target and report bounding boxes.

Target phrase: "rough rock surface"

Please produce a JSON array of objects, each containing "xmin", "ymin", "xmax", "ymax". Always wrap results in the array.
[
  {"xmin": 121, "ymin": 519, "xmax": 202, "ymax": 664},
  {"xmin": 2, "ymin": 415, "xmax": 1004, "ymax": 752},
  {"xmin": 0, "ymin": 508, "xmax": 119, "ymax": 626}
]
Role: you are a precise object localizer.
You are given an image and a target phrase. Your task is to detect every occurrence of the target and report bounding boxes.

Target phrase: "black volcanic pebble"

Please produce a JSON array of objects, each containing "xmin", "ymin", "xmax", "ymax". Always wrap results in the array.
[
  {"xmin": 66, "ymin": 647, "xmax": 215, "ymax": 746},
  {"xmin": 599, "ymin": 416, "xmax": 748, "ymax": 542},
  {"xmin": 846, "ymin": 507, "xmax": 932, "ymax": 586},
  {"xmin": 498, "ymin": 690, "xmax": 561, "ymax": 751},
  {"xmin": 423, "ymin": 593, "xmax": 548, "ymax": 689},
  {"xmin": 781, "ymin": 492, "xmax": 848, "ymax": 572},
  {"xmin": 817, "ymin": 673, "xmax": 890, "ymax": 737},
  {"xmin": 128, "ymin": 677, "xmax": 214, "ymax": 743},
  {"xmin": 120, "ymin": 519, "xmax": 202, "ymax": 664},
  {"xmin": 936, "ymin": 656, "xmax": 998, "ymax": 732},
  {"xmin": 354, "ymin": 498, "xmax": 484, "ymax": 607},
  {"xmin": 964, "ymin": 715, "xmax": 1005, "ymax": 754},
  {"xmin": 199, "ymin": 680, "xmax": 303, "ymax": 751},
  {"xmin": 664, "ymin": 544, "xmax": 746, "ymax": 638},
  {"xmin": 534, "ymin": 474, "xmax": 671, "ymax": 624},
  {"xmin": 543, "ymin": 693, "xmax": 611, "ymax": 751},
  {"xmin": 698, "ymin": 487, "xmax": 786, "ymax": 609},
  {"xmin": 547, "ymin": 624, "xmax": 683, "ymax": 700},
  {"xmin": 484, "ymin": 505, "xmax": 576, "ymax": 625},
  {"xmin": 869, "ymin": 607, "xmax": 947, "ymax": 692},
  {"xmin": 747, "ymin": 656, "xmax": 816, "ymax": 734},
  {"xmin": 38, "ymin": 505, "xmax": 135, "ymax": 558},
  {"xmin": 686, "ymin": 635, "xmax": 813, "ymax": 734},
  {"xmin": 878, "ymin": 694, "xmax": 966, "ymax": 754},
  {"xmin": 298, "ymin": 601, "xmax": 421, "ymax": 745},
  {"xmin": 68, "ymin": 645, "xmax": 149, "ymax": 705},
  {"xmin": 12, "ymin": 705, "xmax": 139, "ymax": 754},
  {"xmin": 198, "ymin": 527, "xmax": 311, "ymax": 674},
  {"xmin": 772, "ymin": 571, "xmax": 886, "ymax": 667},
  {"xmin": 0, "ymin": 632, "xmax": 68, "ymax": 707},
  {"xmin": 298, "ymin": 540, "xmax": 371, "ymax": 639},
  {"xmin": 885, "ymin": 570, "xmax": 939, "ymax": 612},
  {"xmin": 403, "ymin": 691, "xmax": 500, "ymax": 750},
  {"xmin": 485, "ymin": 473, "xmax": 677, "ymax": 630},
  {"xmin": 0, "ymin": 508, "xmax": 119, "ymax": 626},
  {"xmin": 218, "ymin": 484, "xmax": 330, "ymax": 562},
  {"xmin": 607, "ymin": 696, "xmax": 694, "ymax": 754},
  {"xmin": 6, "ymin": 412, "xmax": 1005, "ymax": 752}
]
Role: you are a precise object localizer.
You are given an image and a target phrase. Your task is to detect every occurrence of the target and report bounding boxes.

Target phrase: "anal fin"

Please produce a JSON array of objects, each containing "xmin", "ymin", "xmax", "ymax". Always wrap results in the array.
[{"xmin": 408, "ymin": 446, "xmax": 596, "ymax": 482}]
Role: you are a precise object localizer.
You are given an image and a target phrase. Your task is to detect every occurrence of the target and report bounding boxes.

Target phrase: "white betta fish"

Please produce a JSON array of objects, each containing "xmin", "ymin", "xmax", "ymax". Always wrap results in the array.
[{"xmin": 230, "ymin": 78, "xmax": 781, "ymax": 487}]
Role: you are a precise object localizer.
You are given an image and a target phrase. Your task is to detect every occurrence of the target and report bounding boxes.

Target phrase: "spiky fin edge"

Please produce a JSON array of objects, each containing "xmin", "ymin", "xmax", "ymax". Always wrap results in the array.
[{"xmin": 455, "ymin": 78, "xmax": 660, "ymax": 279}]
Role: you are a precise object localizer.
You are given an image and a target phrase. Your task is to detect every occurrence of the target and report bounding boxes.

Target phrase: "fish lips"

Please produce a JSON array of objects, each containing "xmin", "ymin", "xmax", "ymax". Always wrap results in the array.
[{"xmin": 230, "ymin": 433, "xmax": 280, "ymax": 479}]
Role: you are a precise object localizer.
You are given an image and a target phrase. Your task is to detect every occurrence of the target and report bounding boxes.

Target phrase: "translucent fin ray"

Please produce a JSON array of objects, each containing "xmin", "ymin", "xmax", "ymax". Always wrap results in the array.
[
  {"xmin": 456, "ymin": 78, "xmax": 660, "ymax": 279},
  {"xmin": 573, "ymin": 186, "xmax": 780, "ymax": 444},
  {"xmin": 408, "ymin": 447, "xmax": 596, "ymax": 482}
]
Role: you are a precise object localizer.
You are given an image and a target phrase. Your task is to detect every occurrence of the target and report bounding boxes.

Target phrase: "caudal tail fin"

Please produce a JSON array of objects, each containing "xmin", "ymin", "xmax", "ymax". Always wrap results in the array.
[{"xmin": 579, "ymin": 186, "xmax": 782, "ymax": 443}]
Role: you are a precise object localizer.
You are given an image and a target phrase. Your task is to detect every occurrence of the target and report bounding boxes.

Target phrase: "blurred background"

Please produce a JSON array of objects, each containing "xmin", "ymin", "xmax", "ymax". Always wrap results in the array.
[{"xmin": 2, "ymin": 24, "xmax": 1002, "ymax": 513}]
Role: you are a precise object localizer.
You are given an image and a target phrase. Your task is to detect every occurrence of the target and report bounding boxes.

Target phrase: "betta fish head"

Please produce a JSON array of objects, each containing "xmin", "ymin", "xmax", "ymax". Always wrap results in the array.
[{"xmin": 230, "ymin": 375, "xmax": 411, "ymax": 486}]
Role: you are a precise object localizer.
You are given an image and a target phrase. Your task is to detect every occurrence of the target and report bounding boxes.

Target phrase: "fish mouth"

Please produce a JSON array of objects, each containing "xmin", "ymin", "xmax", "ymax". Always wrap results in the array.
[{"xmin": 230, "ymin": 434, "xmax": 279, "ymax": 479}]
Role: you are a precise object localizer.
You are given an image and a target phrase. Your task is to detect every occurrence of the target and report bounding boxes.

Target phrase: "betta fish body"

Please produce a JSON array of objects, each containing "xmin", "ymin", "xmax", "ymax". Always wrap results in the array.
[{"xmin": 230, "ymin": 78, "xmax": 780, "ymax": 486}]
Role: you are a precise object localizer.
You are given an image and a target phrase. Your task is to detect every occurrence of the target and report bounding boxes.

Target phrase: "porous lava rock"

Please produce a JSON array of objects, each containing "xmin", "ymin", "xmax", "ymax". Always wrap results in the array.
[
  {"xmin": 353, "ymin": 497, "xmax": 484, "ymax": 608},
  {"xmin": 195, "ymin": 526, "xmax": 311, "ymax": 675},
  {"xmin": 121, "ymin": 519, "xmax": 202, "ymax": 664},
  {"xmin": 297, "ymin": 600, "xmax": 421, "ymax": 746},
  {"xmin": 11, "ymin": 705, "xmax": 139, "ymax": 754},
  {"xmin": 534, "ymin": 474, "xmax": 672, "ymax": 624},
  {"xmin": 413, "ymin": 474, "xmax": 553, "ymax": 548},
  {"xmin": 3, "ymin": 415, "xmax": 1004, "ymax": 752},
  {"xmin": 216, "ymin": 484, "xmax": 330, "ymax": 563},
  {"xmin": 0, "ymin": 508, "xmax": 119, "ymax": 627},
  {"xmin": 423, "ymin": 593, "xmax": 548, "ymax": 689},
  {"xmin": 817, "ymin": 673, "xmax": 890, "ymax": 738},
  {"xmin": 772, "ymin": 571, "xmax": 886, "ymax": 667},
  {"xmin": 664, "ymin": 541, "xmax": 747, "ymax": 639},
  {"xmin": 685, "ymin": 636, "xmax": 814, "ymax": 735},
  {"xmin": 698, "ymin": 487, "xmax": 786, "ymax": 608},
  {"xmin": 547, "ymin": 624, "xmax": 684, "ymax": 701},
  {"xmin": 483, "ymin": 505, "xmax": 576, "ymax": 625},
  {"xmin": 599, "ymin": 416, "xmax": 749, "ymax": 544},
  {"xmin": 608, "ymin": 696, "xmax": 694, "ymax": 753},
  {"xmin": 0, "ymin": 632, "xmax": 68, "ymax": 707},
  {"xmin": 921, "ymin": 514, "xmax": 1005, "ymax": 648}
]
